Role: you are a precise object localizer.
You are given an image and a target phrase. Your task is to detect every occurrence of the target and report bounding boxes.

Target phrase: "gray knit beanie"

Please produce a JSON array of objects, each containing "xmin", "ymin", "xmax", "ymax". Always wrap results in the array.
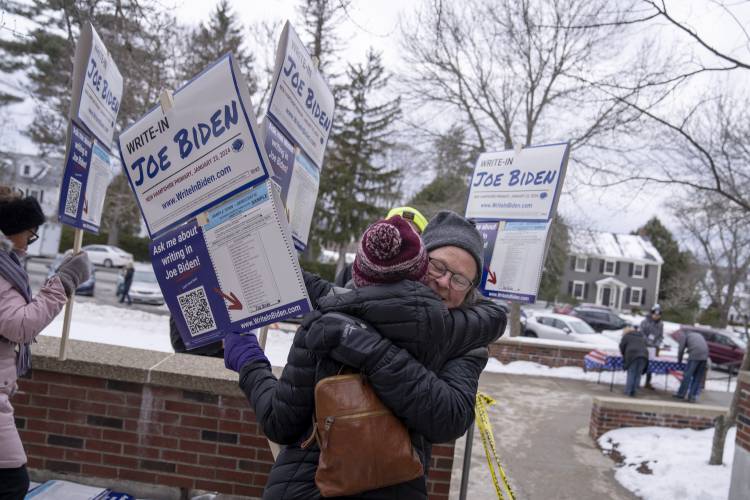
[{"xmin": 422, "ymin": 210, "xmax": 483, "ymax": 280}]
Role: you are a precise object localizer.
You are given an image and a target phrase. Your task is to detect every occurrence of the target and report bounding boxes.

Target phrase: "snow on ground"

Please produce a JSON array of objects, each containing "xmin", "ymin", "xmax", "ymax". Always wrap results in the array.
[
  {"xmin": 484, "ymin": 358, "xmax": 736, "ymax": 393},
  {"xmin": 598, "ymin": 426, "xmax": 735, "ymax": 500},
  {"xmin": 39, "ymin": 302, "xmax": 298, "ymax": 365},
  {"xmin": 40, "ymin": 302, "xmax": 174, "ymax": 352}
]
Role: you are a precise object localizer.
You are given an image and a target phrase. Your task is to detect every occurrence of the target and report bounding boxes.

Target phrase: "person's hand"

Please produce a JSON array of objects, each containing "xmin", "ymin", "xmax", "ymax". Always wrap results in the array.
[
  {"xmin": 304, "ymin": 313, "xmax": 352, "ymax": 354},
  {"xmin": 223, "ymin": 332, "xmax": 269, "ymax": 372},
  {"xmin": 56, "ymin": 252, "xmax": 91, "ymax": 297}
]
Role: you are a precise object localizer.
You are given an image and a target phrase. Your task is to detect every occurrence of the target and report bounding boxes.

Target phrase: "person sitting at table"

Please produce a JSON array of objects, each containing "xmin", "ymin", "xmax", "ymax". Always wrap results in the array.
[{"xmin": 619, "ymin": 326, "xmax": 649, "ymax": 397}]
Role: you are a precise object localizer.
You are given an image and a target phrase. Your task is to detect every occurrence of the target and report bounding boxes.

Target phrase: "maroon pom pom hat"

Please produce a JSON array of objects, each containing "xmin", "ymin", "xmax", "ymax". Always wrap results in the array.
[{"xmin": 351, "ymin": 215, "xmax": 428, "ymax": 288}]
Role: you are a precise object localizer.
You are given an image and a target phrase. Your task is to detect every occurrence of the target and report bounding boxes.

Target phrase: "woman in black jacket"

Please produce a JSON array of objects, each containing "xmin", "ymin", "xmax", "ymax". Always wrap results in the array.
[
  {"xmin": 619, "ymin": 326, "xmax": 649, "ymax": 397},
  {"xmin": 224, "ymin": 211, "xmax": 506, "ymax": 499}
]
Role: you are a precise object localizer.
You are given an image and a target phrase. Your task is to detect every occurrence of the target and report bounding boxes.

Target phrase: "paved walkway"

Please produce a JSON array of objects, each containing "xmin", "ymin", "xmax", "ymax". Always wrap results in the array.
[{"xmin": 448, "ymin": 372, "xmax": 731, "ymax": 499}]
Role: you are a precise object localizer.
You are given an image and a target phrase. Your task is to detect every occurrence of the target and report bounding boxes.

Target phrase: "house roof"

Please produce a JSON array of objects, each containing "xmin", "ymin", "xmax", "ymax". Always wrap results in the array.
[{"xmin": 569, "ymin": 228, "xmax": 664, "ymax": 264}]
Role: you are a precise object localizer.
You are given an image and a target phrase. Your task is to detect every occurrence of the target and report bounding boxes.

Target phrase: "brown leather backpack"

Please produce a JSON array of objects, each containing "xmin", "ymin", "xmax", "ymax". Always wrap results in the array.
[{"xmin": 302, "ymin": 371, "xmax": 424, "ymax": 497}]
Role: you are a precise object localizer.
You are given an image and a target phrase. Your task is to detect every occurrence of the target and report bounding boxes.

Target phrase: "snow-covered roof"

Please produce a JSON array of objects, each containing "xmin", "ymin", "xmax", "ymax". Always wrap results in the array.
[{"xmin": 569, "ymin": 228, "xmax": 664, "ymax": 264}]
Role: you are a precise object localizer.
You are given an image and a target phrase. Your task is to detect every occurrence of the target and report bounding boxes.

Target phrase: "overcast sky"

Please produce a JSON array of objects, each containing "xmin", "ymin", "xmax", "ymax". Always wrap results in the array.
[{"xmin": 2, "ymin": 0, "xmax": 748, "ymax": 236}]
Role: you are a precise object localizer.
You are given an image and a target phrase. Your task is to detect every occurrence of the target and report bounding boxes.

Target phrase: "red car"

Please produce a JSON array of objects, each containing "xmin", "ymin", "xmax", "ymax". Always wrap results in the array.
[{"xmin": 671, "ymin": 326, "xmax": 746, "ymax": 367}]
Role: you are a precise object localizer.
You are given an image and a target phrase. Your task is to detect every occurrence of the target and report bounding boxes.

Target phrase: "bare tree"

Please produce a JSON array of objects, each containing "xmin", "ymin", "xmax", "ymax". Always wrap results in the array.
[
  {"xmin": 248, "ymin": 20, "xmax": 283, "ymax": 117},
  {"xmin": 671, "ymin": 194, "xmax": 750, "ymax": 329},
  {"xmin": 575, "ymin": 1, "xmax": 750, "ymax": 214},
  {"xmin": 400, "ymin": 0, "xmax": 637, "ymax": 335},
  {"xmin": 400, "ymin": 0, "xmax": 637, "ymax": 151}
]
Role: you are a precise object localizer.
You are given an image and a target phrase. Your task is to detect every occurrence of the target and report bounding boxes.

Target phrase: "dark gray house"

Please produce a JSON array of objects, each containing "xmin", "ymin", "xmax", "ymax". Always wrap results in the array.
[{"xmin": 560, "ymin": 228, "xmax": 663, "ymax": 311}]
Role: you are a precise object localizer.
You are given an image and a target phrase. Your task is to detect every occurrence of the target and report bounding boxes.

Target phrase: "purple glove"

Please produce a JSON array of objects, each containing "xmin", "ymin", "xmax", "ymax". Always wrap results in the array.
[{"xmin": 223, "ymin": 332, "xmax": 269, "ymax": 372}]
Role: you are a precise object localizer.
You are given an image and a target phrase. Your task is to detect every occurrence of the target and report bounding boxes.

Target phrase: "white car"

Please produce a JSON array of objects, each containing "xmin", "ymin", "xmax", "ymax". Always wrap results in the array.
[
  {"xmin": 82, "ymin": 245, "xmax": 133, "ymax": 268},
  {"xmin": 117, "ymin": 264, "xmax": 164, "ymax": 305},
  {"xmin": 524, "ymin": 312, "xmax": 618, "ymax": 347}
]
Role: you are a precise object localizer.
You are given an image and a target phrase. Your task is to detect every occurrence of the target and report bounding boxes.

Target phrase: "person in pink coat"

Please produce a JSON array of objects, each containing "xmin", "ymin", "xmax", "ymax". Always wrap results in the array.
[{"xmin": 0, "ymin": 188, "xmax": 90, "ymax": 500}]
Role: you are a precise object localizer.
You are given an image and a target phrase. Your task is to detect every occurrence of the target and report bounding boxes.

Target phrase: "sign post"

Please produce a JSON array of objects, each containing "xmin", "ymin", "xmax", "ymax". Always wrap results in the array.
[
  {"xmin": 262, "ymin": 21, "xmax": 335, "ymax": 251},
  {"xmin": 465, "ymin": 142, "xmax": 569, "ymax": 321},
  {"xmin": 118, "ymin": 53, "xmax": 311, "ymax": 351},
  {"xmin": 58, "ymin": 23, "xmax": 123, "ymax": 360}
]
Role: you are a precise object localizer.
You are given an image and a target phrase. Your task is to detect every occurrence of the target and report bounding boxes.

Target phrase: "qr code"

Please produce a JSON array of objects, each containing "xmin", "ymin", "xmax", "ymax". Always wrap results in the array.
[
  {"xmin": 64, "ymin": 178, "xmax": 82, "ymax": 218},
  {"xmin": 177, "ymin": 286, "xmax": 217, "ymax": 337}
]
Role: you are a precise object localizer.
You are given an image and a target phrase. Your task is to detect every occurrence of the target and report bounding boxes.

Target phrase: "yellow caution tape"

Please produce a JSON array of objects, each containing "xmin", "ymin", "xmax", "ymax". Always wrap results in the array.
[{"xmin": 476, "ymin": 392, "xmax": 516, "ymax": 500}]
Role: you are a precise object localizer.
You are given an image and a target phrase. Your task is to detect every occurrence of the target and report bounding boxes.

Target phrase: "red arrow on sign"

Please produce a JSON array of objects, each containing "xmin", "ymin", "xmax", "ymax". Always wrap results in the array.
[
  {"xmin": 213, "ymin": 288, "xmax": 243, "ymax": 311},
  {"xmin": 487, "ymin": 270, "xmax": 497, "ymax": 285}
]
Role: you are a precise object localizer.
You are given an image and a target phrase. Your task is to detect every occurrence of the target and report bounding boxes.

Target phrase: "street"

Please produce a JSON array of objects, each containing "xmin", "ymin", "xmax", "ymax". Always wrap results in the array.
[{"xmin": 26, "ymin": 257, "xmax": 170, "ymax": 317}]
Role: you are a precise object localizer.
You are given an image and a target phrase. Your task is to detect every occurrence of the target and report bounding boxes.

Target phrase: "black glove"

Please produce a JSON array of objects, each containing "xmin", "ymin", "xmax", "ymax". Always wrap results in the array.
[
  {"xmin": 56, "ymin": 252, "xmax": 91, "ymax": 297},
  {"xmin": 304, "ymin": 312, "xmax": 358, "ymax": 354}
]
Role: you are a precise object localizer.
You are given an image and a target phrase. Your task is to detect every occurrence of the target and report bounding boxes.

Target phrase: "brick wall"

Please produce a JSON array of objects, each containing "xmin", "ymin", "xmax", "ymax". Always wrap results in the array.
[
  {"xmin": 735, "ymin": 372, "xmax": 750, "ymax": 453},
  {"xmin": 589, "ymin": 396, "xmax": 726, "ymax": 440},
  {"xmin": 14, "ymin": 338, "xmax": 455, "ymax": 499},
  {"xmin": 489, "ymin": 337, "xmax": 592, "ymax": 368}
]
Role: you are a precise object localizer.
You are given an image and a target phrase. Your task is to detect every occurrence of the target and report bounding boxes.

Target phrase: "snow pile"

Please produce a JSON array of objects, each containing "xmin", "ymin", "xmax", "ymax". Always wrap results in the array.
[
  {"xmin": 484, "ymin": 358, "xmax": 736, "ymax": 392},
  {"xmin": 598, "ymin": 427, "xmax": 735, "ymax": 500}
]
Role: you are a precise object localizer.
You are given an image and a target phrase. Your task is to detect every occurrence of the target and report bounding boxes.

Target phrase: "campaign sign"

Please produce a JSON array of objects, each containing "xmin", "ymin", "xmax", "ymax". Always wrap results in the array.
[
  {"xmin": 479, "ymin": 221, "xmax": 552, "ymax": 303},
  {"xmin": 465, "ymin": 143, "xmax": 569, "ymax": 221},
  {"xmin": 263, "ymin": 119, "xmax": 321, "ymax": 251},
  {"xmin": 264, "ymin": 119, "xmax": 295, "ymax": 197},
  {"xmin": 151, "ymin": 180, "xmax": 311, "ymax": 349},
  {"xmin": 118, "ymin": 53, "xmax": 269, "ymax": 238},
  {"xmin": 267, "ymin": 21, "xmax": 335, "ymax": 168},
  {"xmin": 71, "ymin": 23, "xmax": 124, "ymax": 148},
  {"xmin": 58, "ymin": 123, "xmax": 112, "ymax": 233}
]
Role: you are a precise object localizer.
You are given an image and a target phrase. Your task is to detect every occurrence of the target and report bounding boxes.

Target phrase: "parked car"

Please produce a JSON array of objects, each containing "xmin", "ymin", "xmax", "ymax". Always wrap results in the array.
[
  {"xmin": 82, "ymin": 245, "xmax": 133, "ymax": 268},
  {"xmin": 47, "ymin": 252, "xmax": 96, "ymax": 296},
  {"xmin": 670, "ymin": 326, "xmax": 746, "ymax": 367},
  {"xmin": 524, "ymin": 312, "xmax": 617, "ymax": 347},
  {"xmin": 116, "ymin": 264, "xmax": 164, "ymax": 305},
  {"xmin": 571, "ymin": 306, "xmax": 631, "ymax": 332}
]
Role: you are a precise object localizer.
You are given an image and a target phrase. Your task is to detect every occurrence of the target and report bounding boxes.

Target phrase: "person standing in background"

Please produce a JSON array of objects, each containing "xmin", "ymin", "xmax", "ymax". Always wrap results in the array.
[
  {"xmin": 619, "ymin": 326, "xmax": 649, "ymax": 397},
  {"xmin": 119, "ymin": 261, "xmax": 134, "ymax": 305},
  {"xmin": 674, "ymin": 330, "xmax": 709, "ymax": 403},
  {"xmin": 640, "ymin": 304, "xmax": 664, "ymax": 390}
]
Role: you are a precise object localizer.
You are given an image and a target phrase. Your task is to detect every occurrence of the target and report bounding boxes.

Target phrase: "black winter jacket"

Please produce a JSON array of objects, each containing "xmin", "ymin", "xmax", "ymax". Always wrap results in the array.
[
  {"xmin": 619, "ymin": 331, "xmax": 649, "ymax": 370},
  {"xmin": 238, "ymin": 273, "xmax": 506, "ymax": 499}
]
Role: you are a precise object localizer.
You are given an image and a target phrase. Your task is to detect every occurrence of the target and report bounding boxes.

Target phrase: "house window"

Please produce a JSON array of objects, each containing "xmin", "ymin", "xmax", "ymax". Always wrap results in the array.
[
  {"xmin": 573, "ymin": 281, "xmax": 585, "ymax": 300},
  {"xmin": 603, "ymin": 260, "xmax": 616, "ymax": 276},
  {"xmin": 633, "ymin": 263, "xmax": 645, "ymax": 278},
  {"xmin": 22, "ymin": 164, "xmax": 31, "ymax": 176},
  {"xmin": 574, "ymin": 256, "xmax": 587, "ymax": 272},
  {"xmin": 630, "ymin": 287, "xmax": 643, "ymax": 305}
]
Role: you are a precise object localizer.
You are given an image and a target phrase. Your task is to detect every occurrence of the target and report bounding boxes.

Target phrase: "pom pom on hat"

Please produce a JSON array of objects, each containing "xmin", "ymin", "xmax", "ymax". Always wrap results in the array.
[{"xmin": 352, "ymin": 215, "xmax": 428, "ymax": 288}]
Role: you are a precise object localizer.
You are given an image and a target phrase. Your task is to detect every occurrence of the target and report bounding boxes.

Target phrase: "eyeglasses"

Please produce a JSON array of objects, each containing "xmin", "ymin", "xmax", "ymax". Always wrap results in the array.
[
  {"xmin": 27, "ymin": 229, "xmax": 39, "ymax": 245},
  {"xmin": 427, "ymin": 258, "xmax": 474, "ymax": 292}
]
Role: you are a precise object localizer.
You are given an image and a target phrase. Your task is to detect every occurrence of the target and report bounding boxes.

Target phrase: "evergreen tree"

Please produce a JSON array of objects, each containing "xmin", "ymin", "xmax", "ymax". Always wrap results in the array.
[
  {"xmin": 296, "ymin": 0, "xmax": 351, "ymax": 76},
  {"xmin": 409, "ymin": 125, "xmax": 476, "ymax": 218},
  {"xmin": 635, "ymin": 217, "xmax": 688, "ymax": 295},
  {"xmin": 635, "ymin": 217, "xmax": 700, "ymax": 321},
  {"xmin": 181, "ymin": 0, "xmax": 256, "ymax": 93},
  {"xmin": 315, "ymin": 50, "xmax": 402, "ymax": 273},
  {"xmin": 0, "ymin": 1, "xmax": 181, "ymax": 244}
]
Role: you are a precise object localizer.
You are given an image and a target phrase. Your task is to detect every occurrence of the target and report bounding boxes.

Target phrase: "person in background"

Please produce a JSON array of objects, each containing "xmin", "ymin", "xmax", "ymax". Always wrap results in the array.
[
  {"xmin": 0, "ymin": 188, "xmax": 91, "ymax": 500},
  {"xmin": 619, "ymin": 326, "xmax": 649, "ymax": 397},
  {"xmin": 640, "ymin": 304, "xmax": 664, "ymax": 390},
  {"xmin": 119, "ymin": 261, "xmax": 134, "ymax": 305},
  {"xmin": 674, "ymin": 330, "xmax": 709, "ymax": 403},
  {"xmin": 334, "ymin": 206, "xmax": 429, "ymax": 287}
]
